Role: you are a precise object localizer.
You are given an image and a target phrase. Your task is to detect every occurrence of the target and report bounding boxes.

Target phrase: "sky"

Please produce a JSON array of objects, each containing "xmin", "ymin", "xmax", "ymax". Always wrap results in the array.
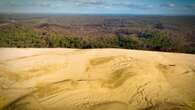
[{"xmin": 0, "ymin": 0, "xmax": 195, "ymax": 15}]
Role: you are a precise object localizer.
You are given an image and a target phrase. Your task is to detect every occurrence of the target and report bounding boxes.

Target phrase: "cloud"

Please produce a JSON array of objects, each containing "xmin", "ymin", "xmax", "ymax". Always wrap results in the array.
[
  {"xmin": 160, "ymin": 3, "xmax": 176, "ymax": 8},
  {"xmin": 4, "ymin": 0, "xmax": 51, "ymax": 7},
  {"xmin": 57, "ymin": 0, "xmax": 105, "ymax": 6},
  {"xmin": 0, "ymin": 0, "xmax": 106, "ymax": 9},
  {"xmin": 80, "ymin": 0, "xmax": 104, "ymax": 5},
  {"xmin": 75, "ymin": 0, "xmax": 104, "ymax": 6},
  {"xmin": 104, "ymin": 6, "xmax": 111, "ymax": 9},
  {"xmin": 112, "ymin": 2, "xmax": 154, "ymax": 10}
]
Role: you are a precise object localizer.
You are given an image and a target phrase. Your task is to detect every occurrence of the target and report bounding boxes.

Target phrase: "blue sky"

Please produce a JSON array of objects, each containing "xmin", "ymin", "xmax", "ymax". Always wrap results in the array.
[{"xmin": 0, "ymin": 0, "xmax": 195, "ymax": 15}]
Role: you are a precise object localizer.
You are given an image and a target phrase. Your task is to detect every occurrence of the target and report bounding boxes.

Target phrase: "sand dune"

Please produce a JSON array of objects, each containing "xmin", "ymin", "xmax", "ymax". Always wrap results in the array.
[{"xmin": 0, "ymin": 48, "xmax": 195, "ymax": 110}]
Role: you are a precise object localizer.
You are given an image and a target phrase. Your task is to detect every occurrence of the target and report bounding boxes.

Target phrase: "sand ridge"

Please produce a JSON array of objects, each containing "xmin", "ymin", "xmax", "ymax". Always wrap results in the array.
[{"xmin": 0, "ymin": 48, "xmax": 195, "ymax": 110}]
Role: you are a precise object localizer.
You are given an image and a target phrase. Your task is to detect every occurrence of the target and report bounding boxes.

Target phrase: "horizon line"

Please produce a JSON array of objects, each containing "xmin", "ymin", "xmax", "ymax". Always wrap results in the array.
[{"xmin": 1, "ymin": 12, "xmax": 195, "ymax": 16}]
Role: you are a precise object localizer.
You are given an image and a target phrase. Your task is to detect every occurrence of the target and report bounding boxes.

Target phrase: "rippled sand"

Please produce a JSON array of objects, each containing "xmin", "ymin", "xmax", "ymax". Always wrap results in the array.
[{"xmin": 0, "ymin": 48, "xmax": 195, "ymax": 110}]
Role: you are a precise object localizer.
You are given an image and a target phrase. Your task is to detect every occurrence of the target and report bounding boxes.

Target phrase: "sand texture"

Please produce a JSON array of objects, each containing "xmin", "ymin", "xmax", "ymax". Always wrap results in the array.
[{"xmin": 0, "ymin": 48, "xmax": 195, "ymax": 110}]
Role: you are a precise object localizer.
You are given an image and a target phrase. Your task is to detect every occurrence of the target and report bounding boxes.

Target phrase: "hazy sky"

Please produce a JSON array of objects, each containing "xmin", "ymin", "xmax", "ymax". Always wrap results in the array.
[{"xmin": 0, "ymin": 0, "xmax": 195, "ymax": 15}]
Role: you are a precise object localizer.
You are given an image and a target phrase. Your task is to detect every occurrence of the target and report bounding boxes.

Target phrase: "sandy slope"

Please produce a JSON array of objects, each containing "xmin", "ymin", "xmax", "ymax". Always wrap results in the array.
[{"xmin": 0, "ymin": 48, "xmax": 195, "ymax": 110}]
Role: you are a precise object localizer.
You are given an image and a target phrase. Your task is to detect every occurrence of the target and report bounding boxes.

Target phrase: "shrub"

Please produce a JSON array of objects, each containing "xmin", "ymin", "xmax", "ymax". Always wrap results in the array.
[{"xmin": 140, "ymin": 31, "xmax": 177, "ymax": 51}]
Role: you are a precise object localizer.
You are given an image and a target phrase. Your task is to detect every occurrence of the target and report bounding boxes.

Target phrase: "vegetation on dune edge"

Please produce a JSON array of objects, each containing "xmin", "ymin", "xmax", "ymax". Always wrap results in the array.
[{"xmin": 0, "ymin": 27, "xmax": 194, "ymax": 54}]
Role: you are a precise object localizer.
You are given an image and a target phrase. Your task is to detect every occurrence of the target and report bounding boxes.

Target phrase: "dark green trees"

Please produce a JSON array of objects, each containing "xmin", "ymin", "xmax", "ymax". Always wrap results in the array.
[{"xmin": 0, "ymin": 28, "xmax": 194, "ymax": 53}]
